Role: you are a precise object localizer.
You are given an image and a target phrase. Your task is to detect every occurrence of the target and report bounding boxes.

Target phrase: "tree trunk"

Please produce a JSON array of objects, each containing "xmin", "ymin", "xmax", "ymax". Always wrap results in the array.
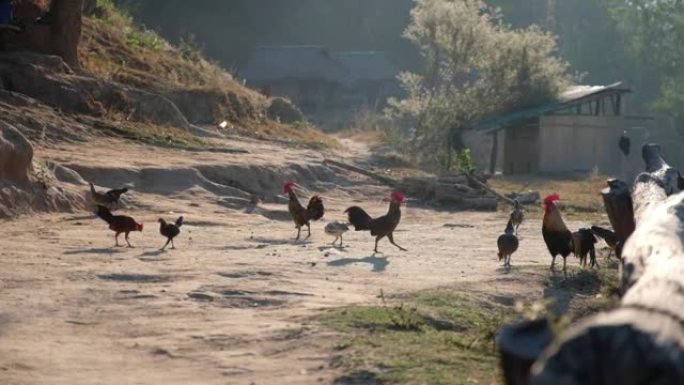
[
  {"xmin": 50, "ymin": 0, "xmax": 84, "ymax": 68},
  {"xmin": 529, "ymin": 144, "xmax": 684, "ymax": 385}
]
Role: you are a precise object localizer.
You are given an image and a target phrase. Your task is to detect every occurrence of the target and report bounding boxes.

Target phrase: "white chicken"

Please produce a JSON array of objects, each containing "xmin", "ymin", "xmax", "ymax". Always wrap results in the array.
[{"xmin": 325, "ymin": 221, "xmax": 349, "ymax": 247}]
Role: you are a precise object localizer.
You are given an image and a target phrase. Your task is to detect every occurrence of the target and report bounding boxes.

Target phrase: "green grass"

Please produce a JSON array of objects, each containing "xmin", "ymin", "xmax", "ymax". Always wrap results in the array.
[
  {"xmin": 103, "ymin": 122, "xmax": 204, "ymax": 148},
  {"xmin": 321, "ymin": 262, "xmax": 621, "ymax": 385},
  {"xmin": 323, "ymin": 292, "xmax": 514, "ymax": 385}
]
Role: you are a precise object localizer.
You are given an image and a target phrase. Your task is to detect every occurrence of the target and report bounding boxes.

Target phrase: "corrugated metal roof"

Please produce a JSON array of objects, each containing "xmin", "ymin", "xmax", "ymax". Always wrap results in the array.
[
  {"xmin": 475, "ymin": 82, "xmax": 631, "ymax": 133},
  {"xmin": 243, "ymin": 45, "xmax": 349, "ymax": 82},
  {"xmin": 331, "ymin": 51, "xmax": 399, "ymax": 82}
]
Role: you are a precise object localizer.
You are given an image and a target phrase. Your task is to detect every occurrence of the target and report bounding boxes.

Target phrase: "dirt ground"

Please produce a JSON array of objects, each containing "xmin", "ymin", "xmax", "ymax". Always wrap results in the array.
[{"xmin": 0, "ymin": 137, "xmax": 595, "ymax": 385}]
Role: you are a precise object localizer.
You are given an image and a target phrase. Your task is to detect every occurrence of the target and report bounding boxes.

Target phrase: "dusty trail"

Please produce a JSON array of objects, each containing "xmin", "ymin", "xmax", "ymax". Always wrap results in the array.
[{"xmin": 0, "ymin": 137, "xmax": 590, "ymax": 385}]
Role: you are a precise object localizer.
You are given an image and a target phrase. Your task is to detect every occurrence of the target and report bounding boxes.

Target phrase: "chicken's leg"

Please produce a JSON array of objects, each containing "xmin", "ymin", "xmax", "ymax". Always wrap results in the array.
[
  {"xmin": 339, "ymin": 234, "xmax": 343, "ymax": 247},
  {"xmin": 562, "ymin": 257, "xmax": 567, "ymax": 277},
  {"xmin": 295, "ymin": 226, "xmax": 301, "ymax": 242},
  {"xmin": 161, "ymin": 238, "xmax": 171, "ymax": 251},
  {"xmin": 373, "ymin": 236, "xmax": 381, "ymax": 254},
  {"xmin": 549, "ymin": 255, "xmax": 556, "ymax": 270},
  {"xmin": 387, "ymin": 233, "xmax": 407, "ymax": 251},
  {"xmin": 125, "ymin": 232, "xmax": 133, "ymax": 248},
  {"xmin": 306, "ymin": 223, "xmax": 311, "ymax": 239},
  {"xmin": 114, "ymin": 232, "xmax": 121, "ymax": 247},
  {"xmin": 171, "ymin": 239, "xmax": 175, "ymax": 249}
]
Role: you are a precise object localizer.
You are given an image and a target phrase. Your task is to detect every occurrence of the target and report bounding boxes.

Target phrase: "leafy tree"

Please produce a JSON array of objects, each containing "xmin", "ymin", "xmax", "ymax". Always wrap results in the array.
[
  {"xmin": 386, "ymin": 0, "xmax": 570, "ymax": 169},
  {"xmin": 608, "ymin": 1, "xmax": 684, "ymax": 130}
]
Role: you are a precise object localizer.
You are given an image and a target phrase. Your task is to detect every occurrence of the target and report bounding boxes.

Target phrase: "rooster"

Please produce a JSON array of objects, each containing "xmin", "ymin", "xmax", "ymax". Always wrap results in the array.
[
  {"xmin": 542, "ymin": 193, "xmax": 574, "ymax": 275},
  {"xmin": 590, "ymin": 225, "xmax": 618, "ymax": 259},
  {"xmin": 158, "ymin": 216, "xmax": 183, "ymax": 250},
  {"xmin": 509, "ymin": 199, "xmax": 524, "ymax": 235},
  {"xmin": 345, "ymin": 191, "xmax": 407, "ymax": 254},
  {"xmin": 325, "ymin": 221, "xmax": 349, "ymax": 247},
  {"xmin": 572, "ymin": 228, "xmax": 598, "ymax": 268},
  {"xmin": 497, "ymin": 219, "xmax": 518, "ymax": 267},
  {"xmin": 89, "ymin": 182, "xmax": 129, "ymax": 208},
  {"xmin": 283, "ymin": 181, "xmax": 325, "ymax": 241},
  {"xmin": 95, "ymin": 205, "xmax": 143, "ymax": 247}
]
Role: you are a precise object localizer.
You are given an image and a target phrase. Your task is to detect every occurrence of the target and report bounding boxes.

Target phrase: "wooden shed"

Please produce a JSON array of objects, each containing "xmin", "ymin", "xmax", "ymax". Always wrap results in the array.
[{"xmin": 475, "ymin": 83, "xmax": 649, "ymax": 176}]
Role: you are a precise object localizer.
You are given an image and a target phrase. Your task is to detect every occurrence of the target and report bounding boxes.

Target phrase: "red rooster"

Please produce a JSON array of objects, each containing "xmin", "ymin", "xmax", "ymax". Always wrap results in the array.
[
  {"xmin": 96, "ymin": 205, "xmax": 143, "ymax": 247},
  {"xmin": 283, "ymin": 181, "xmax": 325, "ymax": 241},
  {"xmin": 541, "ymin": 193, "xmax": 574, "ymax": 275},
  {"xmin": 345, "ymin": 191, "xmax": 407, "ymax": 254}
]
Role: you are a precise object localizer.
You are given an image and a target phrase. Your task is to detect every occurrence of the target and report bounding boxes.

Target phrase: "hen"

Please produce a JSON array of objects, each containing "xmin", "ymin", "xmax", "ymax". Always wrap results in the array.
[
  {"xmin": 509, "ymin": 199, "xmax": 524, "ymax": 234},
  {"xmin": 158, "ymin": 216, "xmax": 183, "ymax": 250},
  {"xmin": 497, "ymin": 219, "xmax": 518, "ymax": 267},
  {"xmin": 283, "ymin": 181, "xmax": 325, "ymax": 241},
  {"xmin": 95, "ymin": 205, "xmax": 143, "ymax": 247},
  {"xmin": 90, "ymin": 182, "xmax": 129, "ymax": 208},
  {"xmin": 345, "ymin": 191, "xmax": 406, "ymax": 254},
  {"xmin": 572, "ymin": 228, "xmax": 598, "ymax": 268},
  {"xmin": 542, "ymin": 193, "xmax": 574, "ymax": 276}
]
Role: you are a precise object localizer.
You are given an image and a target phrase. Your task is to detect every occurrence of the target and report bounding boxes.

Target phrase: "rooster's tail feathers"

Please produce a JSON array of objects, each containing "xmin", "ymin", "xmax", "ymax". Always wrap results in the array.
[
  {"xmin": 307, "ymin": 196, "xmax": 324, "ymax": 221},
  {"xmin": 95, "ymin": 205, "xmax": 113, "ymax": 223},
  {"xmin": 590, "ymin": 226, "xmax": 614, "ymax": 240},
  {"xmin": 175, "ymin": 216, "xmax": 184, "ymax": 227},
  {"xmin": 345, "ymin": 206, "xmax": 372, "ymax": 231}
]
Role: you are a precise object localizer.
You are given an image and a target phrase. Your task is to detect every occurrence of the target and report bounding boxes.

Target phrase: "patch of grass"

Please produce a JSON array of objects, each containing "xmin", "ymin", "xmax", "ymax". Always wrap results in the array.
[
  {"xmin": 322, "ymin": 292, "xmax": 514, "ymax": 385},
  {"xmin": 322, "ymin": 262, "xmax": 622, "ymax": 385},
  {"xmin": 243, "ymin": 121, "xmax": 340, "ymax": 150},
  {"xmin": 103, "ymin": 122, "xmax": 204, "ymax": 148}
]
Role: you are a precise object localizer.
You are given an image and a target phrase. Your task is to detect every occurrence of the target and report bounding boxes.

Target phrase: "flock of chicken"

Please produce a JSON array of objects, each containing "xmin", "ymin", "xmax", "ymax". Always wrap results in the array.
[
  {"xmin": 498, "ymin": 193, "xmax": 618, "ymax": 275},
  {"xmin": 89, "ymin": 183, "xmax": 182, "ymax": 250},
  {"xmin": 89, "ymin": 180, "xmax": 618, "ymax": 275}
]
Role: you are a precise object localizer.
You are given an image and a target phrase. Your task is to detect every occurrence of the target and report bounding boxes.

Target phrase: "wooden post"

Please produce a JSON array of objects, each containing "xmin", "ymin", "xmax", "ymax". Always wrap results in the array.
[
  {"xmin": 446, "ymin": 134, "xmax": 453, "ymax": 171},
  {"xmin": 529, "ymin": 143, "xmax": 684, "ymax": 384},
  {"xmin": 489, "ymin": 131, "xmax": 498, "ymax": 175}
]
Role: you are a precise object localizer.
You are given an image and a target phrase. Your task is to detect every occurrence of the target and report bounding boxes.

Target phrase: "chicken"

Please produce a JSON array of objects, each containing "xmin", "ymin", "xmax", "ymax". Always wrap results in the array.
[
  {"xmin": 95, "ymin": 205, "xmax": 143, "ymax": 247},
  {"xmin": 509, "ymin": 199, "xmax": 524, "ymax": 234},
  {"xmin": 542, "ymin": 193, "xmax": 574, "ymax": 275},
  {"xmin": 590, "ymin": 225, "xmax": 618, "ymax": 259},
  {"xmin": 325, "ymin": 221, "xmax": 349, "ymax": 247},
  {"xmin": 345, "ymin": 191, "xmax": 406, "ymax": 254},
  {"xmin": 497, "ymin": 219, "xmax": 518, "ymax": 267},
  {"xmin": 89, "ymin": 182, "xmax": 129, "ymax": 208},
  {"xmin": 572, "ymin": 228, "xmax": 598, "ymax": 268},
  {"xmin": 158, "ymin": 216, "xmax": 183, "ymax": 250},
  {"xmin": 283, "ymin": 181, "xmax": 325, "ymax": 241}
]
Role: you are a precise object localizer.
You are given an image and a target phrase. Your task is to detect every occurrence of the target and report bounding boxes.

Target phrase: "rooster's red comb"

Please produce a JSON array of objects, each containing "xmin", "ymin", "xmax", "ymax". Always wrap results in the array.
[
  {"xmin": 543, "ymin": 193, "xmax": 560, "ymax": 204},
  {"xmin": 390, "ymin": 191, "xmax": 405, "ymax": 203},
  {"xmin": 283, "ymin": 180, "xmax": 296, "ymax": 193}
]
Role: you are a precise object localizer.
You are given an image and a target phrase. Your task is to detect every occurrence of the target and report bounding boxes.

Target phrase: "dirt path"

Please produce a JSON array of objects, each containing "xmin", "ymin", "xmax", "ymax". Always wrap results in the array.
[{"xmin": 0, "ymin": 138, "xmax": 592, "ymax": 385}]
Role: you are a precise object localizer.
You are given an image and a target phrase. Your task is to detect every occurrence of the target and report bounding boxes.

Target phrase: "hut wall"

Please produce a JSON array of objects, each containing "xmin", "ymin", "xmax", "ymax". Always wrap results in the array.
[
  {"xmin": 502, "ymin": 121, "xmax": 541, "ymax": 174},
  {"xmin": 538, "ymin": 115, "xmax": 625, "ymax": 174}
]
